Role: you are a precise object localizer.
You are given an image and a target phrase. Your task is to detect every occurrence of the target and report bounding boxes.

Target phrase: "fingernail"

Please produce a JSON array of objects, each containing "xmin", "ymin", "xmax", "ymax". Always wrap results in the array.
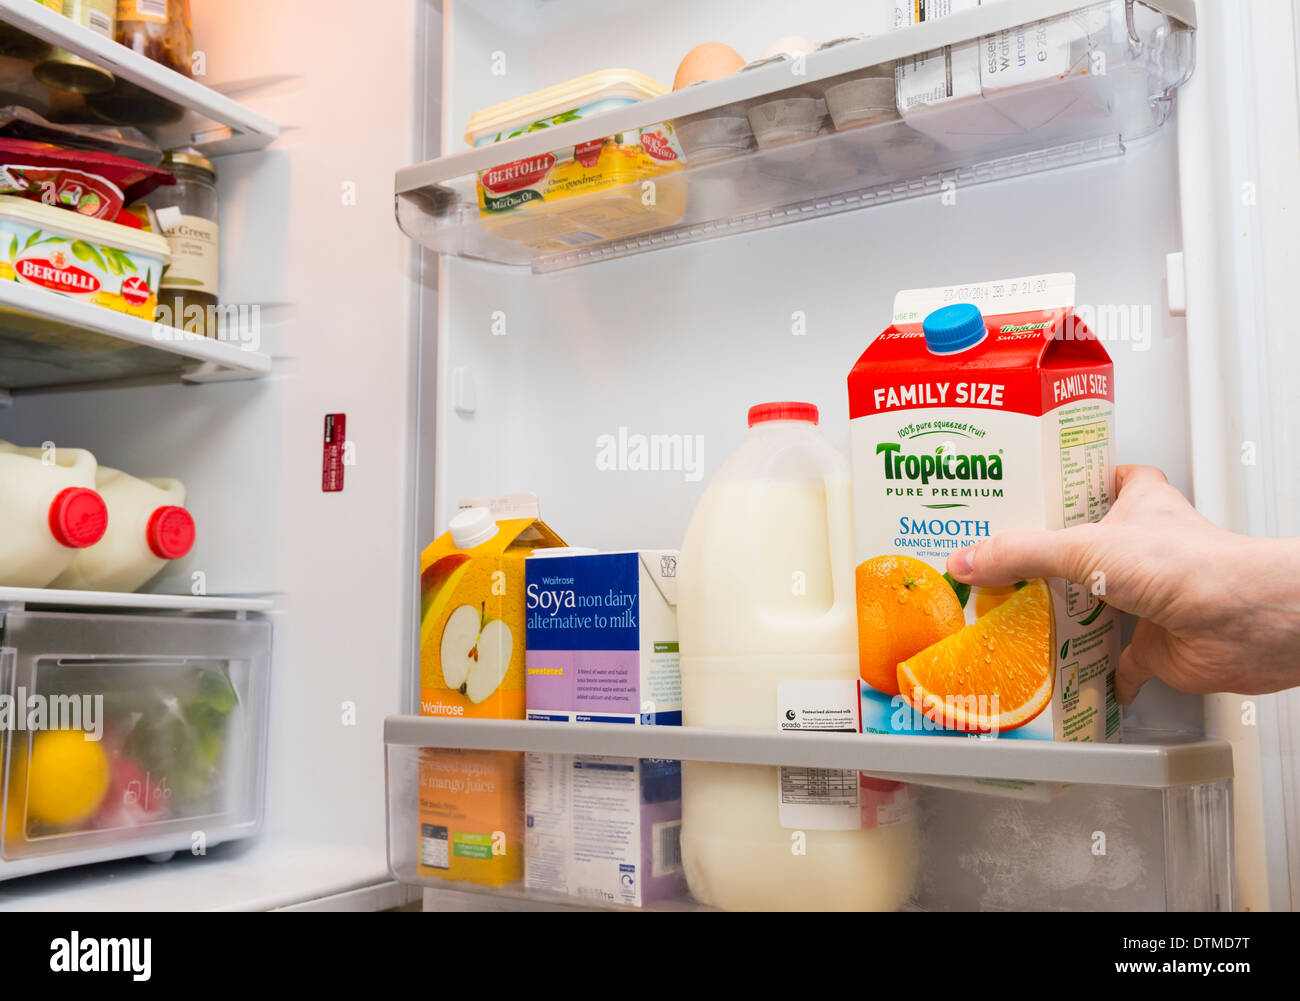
[{"xmin": 950, "ymin": 546, "xmax": 975, "ymax": 578}]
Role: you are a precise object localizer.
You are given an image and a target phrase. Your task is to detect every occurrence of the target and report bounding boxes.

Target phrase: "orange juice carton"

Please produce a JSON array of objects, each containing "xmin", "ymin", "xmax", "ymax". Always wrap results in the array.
[
  {"xmin": 847, "ymin": 273, "xmax": 1120, "ymax": 743},
  {"xmin": 416, "ymin": 493, "xmax": 565, "ymax": 886},
  {"xmin": 522, "ymin": 549, "xmax": 686, "ymax": 907}
]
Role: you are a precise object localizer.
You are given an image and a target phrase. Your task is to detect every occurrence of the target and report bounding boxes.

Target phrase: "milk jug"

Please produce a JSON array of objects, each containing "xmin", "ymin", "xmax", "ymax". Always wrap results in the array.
[
  {"xmin": 50, "ymin": 468, "xmax": 195, "ymax": 593},
  {"xmin": 677, "ymin": 403, "xmax": 919, "ymax": 911},
  {"xmin": 0, "ymin": 440, "xmax": 109, "ymax": 588}
]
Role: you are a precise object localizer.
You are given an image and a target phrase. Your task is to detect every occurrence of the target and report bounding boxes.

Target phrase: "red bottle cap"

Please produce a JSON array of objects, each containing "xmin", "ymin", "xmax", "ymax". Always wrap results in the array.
[
  {"xmin": 146, "ymin": 505, "xmax": 196, "ymax": 560},
  {"xmin": 747, "ymin": 401, "xmax": 819, "ymax": 427},
  {"xmin": 48, "ymin": 487, "xmax": 108, "ymax": 549}
]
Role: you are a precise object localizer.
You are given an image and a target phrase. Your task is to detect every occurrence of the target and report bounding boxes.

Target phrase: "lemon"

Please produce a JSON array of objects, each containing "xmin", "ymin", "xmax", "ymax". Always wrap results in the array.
[{"xmin": 26, "ymin": 730, "xmax": 110, "ymax": 828}]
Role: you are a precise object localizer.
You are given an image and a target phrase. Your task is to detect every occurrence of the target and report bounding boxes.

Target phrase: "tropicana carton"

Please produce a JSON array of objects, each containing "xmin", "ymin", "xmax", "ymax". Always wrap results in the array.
[
  {"xmin": 415, "ymin": 493, "xmax": 565, "ymax": 887},
  {"xmin": 847, "ymin": 273, "xmax": 1121, "ymax": 742}
]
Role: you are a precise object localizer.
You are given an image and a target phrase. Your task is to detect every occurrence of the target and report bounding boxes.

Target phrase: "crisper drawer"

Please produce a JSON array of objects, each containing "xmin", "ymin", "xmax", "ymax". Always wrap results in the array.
[
  {"xmin": 0, "ymin": 611, "xmax": 271, "ymax": 876},
  {"xmin": 384, "ymin": 717, "xmax": 1233, "ymax": 912}
]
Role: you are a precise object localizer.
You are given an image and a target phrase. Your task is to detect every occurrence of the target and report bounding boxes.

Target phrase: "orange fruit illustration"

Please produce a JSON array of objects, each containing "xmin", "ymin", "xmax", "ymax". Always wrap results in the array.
[
  {"xmin": 974, "ymin": 584, "xmax": 1019, "ymax": 618},
  {"xmin": 897, "ymin": 577, "xmax": 1054, "ymax": 733},
  {"xmin": 855, "ymin": 555, "xmax": 966, "ymax": 696}
]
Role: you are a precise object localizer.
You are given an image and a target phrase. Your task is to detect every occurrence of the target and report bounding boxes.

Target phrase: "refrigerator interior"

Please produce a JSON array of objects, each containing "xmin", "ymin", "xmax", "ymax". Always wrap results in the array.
[
  {"xmin": 409, "ymin": 0, "xmax": 1295, "ymax": 911},
  {"xmin": 0, "ymin": 0, "xmax": 1292, "ymax": 911}
]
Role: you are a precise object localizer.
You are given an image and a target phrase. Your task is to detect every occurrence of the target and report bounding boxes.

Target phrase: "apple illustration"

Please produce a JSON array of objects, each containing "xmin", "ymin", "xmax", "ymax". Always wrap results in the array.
[{"xmin": 440, "ymin": 602, "xmax": 513, "ymax": 704}]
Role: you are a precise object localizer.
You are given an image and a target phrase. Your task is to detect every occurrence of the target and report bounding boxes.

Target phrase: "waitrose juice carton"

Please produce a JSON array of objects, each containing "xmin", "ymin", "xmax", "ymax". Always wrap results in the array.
[
  {"xmin": 522, "ymin": 549, "xmax": 686, "ymax": 907},
  {"xmin": 415, "ymin": 493, "xmax": 565, "ymax": 887},
  {"xmin": 847, "ymin": 274, "xmax": 1121, "ymax": 742}
]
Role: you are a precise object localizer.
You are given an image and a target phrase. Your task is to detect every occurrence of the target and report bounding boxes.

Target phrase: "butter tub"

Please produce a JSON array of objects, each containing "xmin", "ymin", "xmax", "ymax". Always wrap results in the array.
[
  {"xmin": 0, "ymin": 196, "xmax": 171, "ymax": 320},
  {"xmin": 466, "ymin": 70, "xmax": 686, "ymax": 252}
]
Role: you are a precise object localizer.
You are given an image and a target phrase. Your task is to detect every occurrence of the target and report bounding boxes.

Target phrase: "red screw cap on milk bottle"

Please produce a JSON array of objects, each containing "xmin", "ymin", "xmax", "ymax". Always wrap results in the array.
[
  {"xmin": 747, "ymin": 402, "xmax": 820, "ymax": 426},
  {"xmin": 923, "ymin": 303, "xmax": 988, "ymax": 354},
  {"xmin": 48, "ymin": 487, "xmax": 109, "ymax": 548},
  {"xmin": 146, "ymin": 506, "xmax": 196, "ymax": 560}
]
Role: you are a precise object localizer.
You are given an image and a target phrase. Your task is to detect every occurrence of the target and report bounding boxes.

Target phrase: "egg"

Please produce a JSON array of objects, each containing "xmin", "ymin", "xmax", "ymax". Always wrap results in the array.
[
  {"xmin": 673, "ymin": 42, "xmax": 746, "ymax": 90},
  {"xmin": 759, "ymin": 36, "xmax": 818, "ymax": 61}
]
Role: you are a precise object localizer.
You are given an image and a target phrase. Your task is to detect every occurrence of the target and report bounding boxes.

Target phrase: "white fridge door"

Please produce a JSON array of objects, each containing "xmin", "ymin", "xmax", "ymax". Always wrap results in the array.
[
  {"xmin": 0, "ymin": 0, "xmax": 426, "ymax": 909},
  {"xmin": 1176, "ymin": 0, "xmax": 1300, "ymax": 912}
]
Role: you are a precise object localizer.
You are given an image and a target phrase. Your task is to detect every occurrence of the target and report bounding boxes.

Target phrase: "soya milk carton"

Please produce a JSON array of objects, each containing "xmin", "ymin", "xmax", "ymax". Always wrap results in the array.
[
  {"xmin": 522, "ymin": 549, "xmax": 687, "ymax": 907},
  {"xmin": 847, "ymin": 274, "xmax": 1120, "ymax": 742},
  {"xmin": 415, "ymin": 493, "xmax": 564, "ymax": 887}
]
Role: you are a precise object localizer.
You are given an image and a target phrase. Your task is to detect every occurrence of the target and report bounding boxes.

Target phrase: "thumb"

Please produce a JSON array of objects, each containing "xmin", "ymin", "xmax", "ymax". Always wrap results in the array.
[{"xmin": 947, "ymin": 527, "xmax": 1094, "ymax": 588}]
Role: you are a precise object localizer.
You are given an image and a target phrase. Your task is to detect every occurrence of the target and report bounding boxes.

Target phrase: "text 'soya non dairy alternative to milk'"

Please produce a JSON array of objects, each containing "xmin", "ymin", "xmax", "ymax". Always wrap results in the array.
[{"xmin": 848, "ymin": 274, "xmax": 1120, "ymax": 742}]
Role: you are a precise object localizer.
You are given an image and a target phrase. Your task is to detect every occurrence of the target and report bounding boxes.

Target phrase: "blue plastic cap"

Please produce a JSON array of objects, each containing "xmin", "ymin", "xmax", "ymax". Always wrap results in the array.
[{"xmin": 923, "ymin": 303, "xmax": 986, "ymax": 354}]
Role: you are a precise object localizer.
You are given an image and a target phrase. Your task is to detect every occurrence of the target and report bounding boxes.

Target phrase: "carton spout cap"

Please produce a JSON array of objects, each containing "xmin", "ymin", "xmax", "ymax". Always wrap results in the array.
[
  {"xmin": 924, "ymin": 303, "xmax": 987, "ymax": 354},
  {"xmin": 450, "ymin": 506, "xmax": 498, "ymax": 549}
]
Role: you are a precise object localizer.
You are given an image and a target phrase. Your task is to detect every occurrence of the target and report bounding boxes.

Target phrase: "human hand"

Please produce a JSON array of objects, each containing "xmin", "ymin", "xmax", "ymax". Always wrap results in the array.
[{"xmin": 946, "ymin": 465, "xmax": 1300, "ymax": 704}]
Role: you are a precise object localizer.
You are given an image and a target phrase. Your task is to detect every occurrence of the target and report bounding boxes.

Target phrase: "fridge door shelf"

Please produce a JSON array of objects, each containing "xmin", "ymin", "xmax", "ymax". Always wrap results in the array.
[
  {"xmin": 385, "ymin": 719, "xmax": 1232, "ymax": 911},
  {"xmin": 0, "ymin": 609, "xmax": 272, "ymax": 881},
  {"xmin": 396, "ymin": 0, "xmax": 1196, "ymax": 272},
  {"xmin": 0, "ymin": 280, "xmax": 271, "ymax": 392},
  {"xmin": 384, "ymin": 716, "xmax": 1231, "ymax": 789},
  {"xmin": 0, "ymin": 0, "xmax": 279, "ymax": 155}
]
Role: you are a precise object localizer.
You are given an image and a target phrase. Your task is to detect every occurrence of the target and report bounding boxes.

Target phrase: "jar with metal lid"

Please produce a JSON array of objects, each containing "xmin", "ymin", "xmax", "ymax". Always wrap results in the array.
[
  {"xmin": 148, "ymin": 150, "xmax": 219, "ymax": 339},
  {"xmin": 115, "ymin": 0, "xmax": 193, "ymax": 77}
]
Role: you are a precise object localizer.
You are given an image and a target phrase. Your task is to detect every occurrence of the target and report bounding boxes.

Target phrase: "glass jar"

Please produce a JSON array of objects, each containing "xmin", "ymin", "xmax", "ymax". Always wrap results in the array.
[
  {"xmin": 148, "ymin": 150, "xmax": 219, "ymax": 339},
  {"xmin": 115, "ymin": 0, "xmax": 193, "ymax": 77}
]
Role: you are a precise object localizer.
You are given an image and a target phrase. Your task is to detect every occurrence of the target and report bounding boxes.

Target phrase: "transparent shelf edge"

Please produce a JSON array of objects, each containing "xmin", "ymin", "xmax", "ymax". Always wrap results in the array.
[
  {"xmin": 0, "ymin": 281, "xmax": 272, "ymax": 393},
  {"xmin": 383, "ymin": 716, "xmax": 1234, "ymax": 789},
  {"xmin": 393, "ymin": 0, "xmax": 1195, "ymax": 271},
  {"xmin": 0, "ymin": 587, "xmax": 274, "ymax": 613}
]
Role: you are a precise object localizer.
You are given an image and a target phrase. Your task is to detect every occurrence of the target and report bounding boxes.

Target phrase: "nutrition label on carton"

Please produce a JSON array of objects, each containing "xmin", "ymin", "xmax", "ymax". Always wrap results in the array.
[{"xmin": 1058, "ymin": 418, "xmax": 1110, "ymax": 617}]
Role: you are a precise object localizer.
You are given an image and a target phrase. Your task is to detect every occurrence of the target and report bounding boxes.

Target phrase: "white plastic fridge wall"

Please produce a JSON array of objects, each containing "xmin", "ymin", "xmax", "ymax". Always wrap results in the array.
[
  {"xmin": 429, "ymin": 3, "xmax": 1197, "ymax": 699},
  {"xmin": 0, "ymin": 0, "xmax": 425, "ymax": 908}
]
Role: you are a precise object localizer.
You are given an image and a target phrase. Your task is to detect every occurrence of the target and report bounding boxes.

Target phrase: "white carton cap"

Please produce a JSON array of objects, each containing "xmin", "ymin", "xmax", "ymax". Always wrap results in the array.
[{"xmin": 449, "ymin": 506, "xmax": 498, "ymax": 549}]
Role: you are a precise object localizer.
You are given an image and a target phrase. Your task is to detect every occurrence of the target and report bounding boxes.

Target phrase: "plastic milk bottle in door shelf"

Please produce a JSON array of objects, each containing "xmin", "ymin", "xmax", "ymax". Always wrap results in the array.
[{"xmin": 677, "ymin": 402, "xmax": 919, "ymax": 911}]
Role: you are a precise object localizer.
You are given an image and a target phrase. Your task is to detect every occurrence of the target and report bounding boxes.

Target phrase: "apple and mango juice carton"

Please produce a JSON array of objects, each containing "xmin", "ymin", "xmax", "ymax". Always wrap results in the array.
[
  {"xmin": 416, "ymin": 493, "xmax": 565, "ymax": 886},
  {"xmin": 523, "ymin": 549, "xmax": 687, "ymax": 907},
  {"xmin": 847, "ymin": 274, "xmax": 1120, "ymax": 742}
]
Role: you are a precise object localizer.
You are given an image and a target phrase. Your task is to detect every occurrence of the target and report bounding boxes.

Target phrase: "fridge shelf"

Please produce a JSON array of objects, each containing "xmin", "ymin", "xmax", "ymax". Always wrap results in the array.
[
  {"xmin": 0, "ymin": 0, "xmax": 279, "ymax": 155},
  {"xmin": 396, "ymin": 0, "xmax": 1196, "ymax": 272},
  {"xmin": 386, "ymin": 718, "xmax": 1233, "ymax": 911},
  {"xmin": 0, "ymin": 280, "xmax": 271, "ymax": 392},
  {"xmin": 384, "ymin": 715, "xmax": 1232, "ymax": 789},
  {"xmin": 0, "ymin": 587, "xmax": 272, "ymax": 615}
]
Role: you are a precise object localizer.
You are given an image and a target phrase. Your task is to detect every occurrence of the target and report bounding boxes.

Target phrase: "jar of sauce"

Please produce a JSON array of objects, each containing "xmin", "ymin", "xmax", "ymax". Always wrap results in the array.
[
  {"xmin": 115, "ymin": 0, "xmax": 193, "ymax": 76},
  {"xmin": 149, "ymin": 150, "xmax": 219, "ymax": 339}
]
